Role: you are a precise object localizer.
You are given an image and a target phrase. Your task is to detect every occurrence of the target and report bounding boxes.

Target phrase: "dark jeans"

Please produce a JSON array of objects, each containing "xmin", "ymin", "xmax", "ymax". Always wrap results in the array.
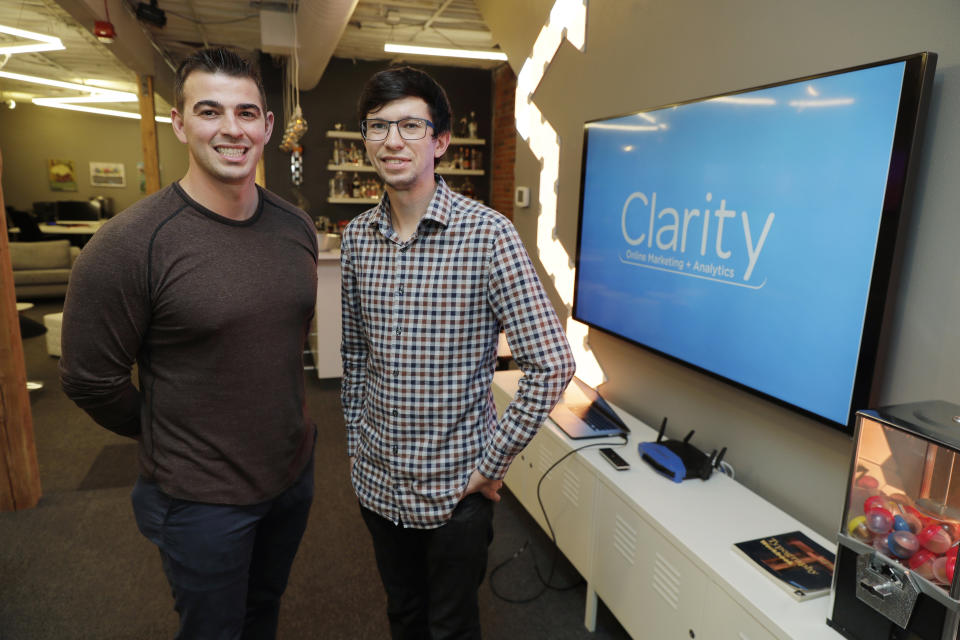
[
  {"xmin": 131, "ymin": 458, "xmax": 314, "ymax": 640},
  {"xmin": 360, "ymin": 493, "xmax": 495, "ymax": 640}
]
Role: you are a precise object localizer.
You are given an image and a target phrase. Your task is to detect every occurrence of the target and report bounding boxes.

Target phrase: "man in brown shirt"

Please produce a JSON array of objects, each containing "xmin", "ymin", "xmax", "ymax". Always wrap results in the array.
[{"xmin": 60, "ymin": 48, "xmax": 317, "ymax": 639}]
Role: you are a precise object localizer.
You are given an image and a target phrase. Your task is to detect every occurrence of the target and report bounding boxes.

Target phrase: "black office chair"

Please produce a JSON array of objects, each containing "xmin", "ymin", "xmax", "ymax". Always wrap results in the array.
[{"xmin": 7, "ymin": 207, "xmax": 43, "ymax": 241}]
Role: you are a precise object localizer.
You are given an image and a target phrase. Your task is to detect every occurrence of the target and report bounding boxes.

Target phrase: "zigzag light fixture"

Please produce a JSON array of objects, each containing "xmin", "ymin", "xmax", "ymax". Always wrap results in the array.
[
  {"xmin": 0, "ymin": 70, "xmax": 171, "ymax": 123},
  {"xmin": 0, "ymin": 24, "xmax": 169, "ymax": 123},
  {"xmin": 0, "ymin": 24, "xmax": 65, "ymax": 55},
  {"xmin": 514, "ymin": 0, "xmax": 604, "ymax": 386}
]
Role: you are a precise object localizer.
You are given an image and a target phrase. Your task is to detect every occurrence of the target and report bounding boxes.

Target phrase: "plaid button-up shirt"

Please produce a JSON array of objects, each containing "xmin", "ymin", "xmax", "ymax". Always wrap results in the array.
[{"xmin": 340, "ymin": 177, "xmax": 575, "ymax": 528}]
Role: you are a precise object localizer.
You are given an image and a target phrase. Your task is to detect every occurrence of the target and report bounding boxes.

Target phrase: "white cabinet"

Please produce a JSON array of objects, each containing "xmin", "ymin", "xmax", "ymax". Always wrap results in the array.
[
  {"xmin": 503, "ymin": 425, "xmax": 596, "ymax": 578},
  {"xmin": 593, "ymin": 484, "xmax": 708, "ymax": 639},
  {"xmin": 702, "ymin": 584, "xmax": 778, "ymax": 640},
  {"xmin": 493, "ymin": 370, "xmax": 842, "ymax": 640}
]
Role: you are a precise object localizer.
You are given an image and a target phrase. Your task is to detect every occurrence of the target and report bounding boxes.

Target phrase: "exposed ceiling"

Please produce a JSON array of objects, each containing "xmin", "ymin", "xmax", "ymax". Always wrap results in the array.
[{"xmin": 0, "ymin": 0, "xmax": 501, "ymax": 120}]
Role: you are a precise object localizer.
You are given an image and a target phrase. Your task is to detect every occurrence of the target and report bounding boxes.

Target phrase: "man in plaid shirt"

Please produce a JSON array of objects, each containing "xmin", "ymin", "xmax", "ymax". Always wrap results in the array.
[{"xmin": 340, "ymin": 66, "xmax": 576, "ymax": 639}]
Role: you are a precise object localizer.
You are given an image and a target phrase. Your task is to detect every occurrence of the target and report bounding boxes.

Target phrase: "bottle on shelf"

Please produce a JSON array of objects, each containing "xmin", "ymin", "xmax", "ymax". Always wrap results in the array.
[
  {"xmin": 467, "ymin": 111, "xmax": 478, "ymax": 139},
  {"xmin": 460, "ymin": 177, "xmax": 475, "ymax": 199},
  {"xmin": 351, "ymin": 173, "xmax": 361, "ymax": 198},
  {"xmin": 333, "ymin": 171, "xmax": 347, "ymax": 197}
]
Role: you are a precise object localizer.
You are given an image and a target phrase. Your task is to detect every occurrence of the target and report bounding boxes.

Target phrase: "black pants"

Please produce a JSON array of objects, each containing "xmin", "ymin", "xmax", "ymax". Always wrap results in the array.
[
  {"xmin": 131, "ymin": 458, "xmax": 314, "ymax": 640},
  {"xmin": 360, "ymin": 494, "xmax": 495, "ymax": 640}
]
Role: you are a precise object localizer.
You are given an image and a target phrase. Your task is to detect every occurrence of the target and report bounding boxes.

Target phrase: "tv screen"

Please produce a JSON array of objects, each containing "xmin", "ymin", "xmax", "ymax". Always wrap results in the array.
[
  {"xmin": 55, "ymin": 200, "xmax": 100, "ymax": 222},
  {"xmin": 573, "ymin": 53, "xmax": 937, "ymax": 431}
]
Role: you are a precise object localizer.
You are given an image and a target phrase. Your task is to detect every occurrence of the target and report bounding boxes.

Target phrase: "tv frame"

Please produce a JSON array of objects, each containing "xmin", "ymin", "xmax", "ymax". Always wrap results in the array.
[{"xmin": 572, "ymin": 52, "xmax": 938, "ymax": 433}]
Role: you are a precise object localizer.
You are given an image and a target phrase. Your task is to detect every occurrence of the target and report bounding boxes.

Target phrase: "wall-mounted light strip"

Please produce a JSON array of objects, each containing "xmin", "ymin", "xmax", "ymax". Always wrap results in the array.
[
  {"xmin": 514, "ymin": 0, "xmax": 604, "ymax": 386},
  {"xmin": 0, "ymin": 24, "xmax": 65, "ymax": 55},
  {"xmin": 384, "ymin": 43, "xmax": 507, "ymax": 61}
]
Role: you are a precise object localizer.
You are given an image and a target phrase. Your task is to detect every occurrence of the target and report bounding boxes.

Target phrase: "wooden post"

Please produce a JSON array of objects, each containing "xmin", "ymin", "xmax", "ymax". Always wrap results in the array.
[
  {"xmin": 137, "ymin": 74, "xmax": 162, "ymax": 195},
  {"xmin": 0, "ymin": 145, "xmax": 42, "ymax": 511}
]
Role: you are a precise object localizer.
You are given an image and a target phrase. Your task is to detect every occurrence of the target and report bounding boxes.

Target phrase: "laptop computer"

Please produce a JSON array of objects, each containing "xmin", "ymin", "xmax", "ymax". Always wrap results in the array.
[{"xmin": 549, "ymin": 377, "xmax": 630, "ymax": 439}]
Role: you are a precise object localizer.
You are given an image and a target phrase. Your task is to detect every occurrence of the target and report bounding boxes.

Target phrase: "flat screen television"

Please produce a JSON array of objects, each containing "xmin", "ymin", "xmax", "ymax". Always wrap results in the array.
[
  {"xmin": 573, "ymin": 52, "xmax": 937, "ymax": 432},
  {"xmin": 55, "ymin": 200, "xmax": 100, "ymax": 222}
]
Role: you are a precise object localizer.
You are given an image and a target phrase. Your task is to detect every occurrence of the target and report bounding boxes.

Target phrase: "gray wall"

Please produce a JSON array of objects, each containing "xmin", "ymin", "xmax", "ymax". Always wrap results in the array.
[
  {"xmin": 478, "ymin": 0, "xmax": 960, "ymax": 538},
  {"xmin": 0, "ymin": 103, "xmax": 188, "ymax": 213}
]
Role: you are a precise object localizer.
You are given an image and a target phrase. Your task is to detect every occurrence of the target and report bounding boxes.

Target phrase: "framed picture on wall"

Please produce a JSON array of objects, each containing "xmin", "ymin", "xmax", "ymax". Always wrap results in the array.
[
  {"xmin": 48, "ymin": 159, "xmax": 77, "ymax": 191},
  {"xmin": 90, "ymin": 162, "xmax": 126, "ymax": 187}
]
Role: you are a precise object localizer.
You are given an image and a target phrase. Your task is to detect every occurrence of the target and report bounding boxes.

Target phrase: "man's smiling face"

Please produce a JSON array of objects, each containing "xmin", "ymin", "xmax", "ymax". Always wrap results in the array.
[
  {"xmin": 172, "ymin": 71, "xmax": 274, "ymax": 187},
  {"xmin": 362, "ymin": 95, "xmax": 449, "ymax": 194}
]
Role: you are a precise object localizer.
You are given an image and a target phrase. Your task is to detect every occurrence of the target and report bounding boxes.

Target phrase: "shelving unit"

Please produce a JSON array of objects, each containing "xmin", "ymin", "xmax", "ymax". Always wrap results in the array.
[{"xmin": 325, "ymin": 130, "xmax": 487, "ymax": 204}]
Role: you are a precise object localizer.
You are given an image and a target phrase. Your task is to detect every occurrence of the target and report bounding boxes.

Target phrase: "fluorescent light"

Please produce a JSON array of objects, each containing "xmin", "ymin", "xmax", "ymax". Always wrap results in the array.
[
  {"xmin": 384, "ymin": 43, "xmax": 507, "ymax": 61},
  {"xmin": 33, "ymin": 99, "xmax": 171, "ymax": 123},
  {"xmin": 0, "ymin": 70, "xmax": 125, "ymax": 95},
  {"xmin": 0, "ymin": 70, "xmax": 168, "ymax": 122},
  {"xmin": 0, "ymin": 24, "xmax": 65, "ymax": 55}
]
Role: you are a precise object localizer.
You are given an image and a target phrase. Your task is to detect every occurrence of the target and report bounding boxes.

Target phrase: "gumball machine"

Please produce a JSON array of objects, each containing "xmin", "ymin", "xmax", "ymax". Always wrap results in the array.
[{"xmin": 828, "ymin": 402, "xmax": 960, "ymax": 640}]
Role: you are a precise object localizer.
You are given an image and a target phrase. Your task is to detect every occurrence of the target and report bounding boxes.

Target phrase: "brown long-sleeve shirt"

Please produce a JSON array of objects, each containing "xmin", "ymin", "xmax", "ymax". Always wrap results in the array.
[{"xmin": 60, "ymin": 183, "xmax": 318, "ymax": 505}]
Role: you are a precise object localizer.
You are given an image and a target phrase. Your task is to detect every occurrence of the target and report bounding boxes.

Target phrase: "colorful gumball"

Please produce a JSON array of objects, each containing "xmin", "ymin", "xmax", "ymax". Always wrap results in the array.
[
  {"xmin": 908, "ymin": 549, "xmax": 937, "ymax": 580},
  {"xmin": 848, "ymin": 515, "xmax": 872, "ymax": 541},
  {"xmin": 918, "ymin": 524, "xmax": 953, "ymax": 554},
  {"xmin": 899, "ymin": 512, "xmax": 922, "ymax": 533},
  {"xmin": 856, "ymin": 475, "xmax": 880, "ymax": 490},
  {"xmin": 864, "ymin": 495, "xmax": 889, "ymax": 513},
  {"xmin": 946, "ymin": 546, "xmax": 959, "ymax": 584},
  {"xmin": 893, "ymin": 515, "xmax": 912, "ymax": 532},
  {"xmin": 887, "ymin": 530, "xmax": 920, "ymax": 559},
  {"xmin": 866, "ymin": 508, "xmax": 895, "ymax": 534},
  {"xmin": 933, "ymin": 557, "xmax": 950, "ymax": 584},
  {"xmin": 941, "ymin": 522, "xmax": 960, "ymax": 541},
  {"xmin": 873, "ymin": 535, "xmax": 890, "ymax": 554}
]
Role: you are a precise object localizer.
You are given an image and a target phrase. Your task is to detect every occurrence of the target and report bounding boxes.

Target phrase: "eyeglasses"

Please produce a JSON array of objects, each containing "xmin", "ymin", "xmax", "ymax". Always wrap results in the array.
[{"xmin": 360, "ymin": 118, "xmax": 435, "ymax": 141}]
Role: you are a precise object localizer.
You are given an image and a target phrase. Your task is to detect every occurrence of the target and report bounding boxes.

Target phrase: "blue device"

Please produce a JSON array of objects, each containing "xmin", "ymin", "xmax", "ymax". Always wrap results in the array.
[{"xmin": 639, "ymin": 418, "xmax": 726, "ymax": 483}]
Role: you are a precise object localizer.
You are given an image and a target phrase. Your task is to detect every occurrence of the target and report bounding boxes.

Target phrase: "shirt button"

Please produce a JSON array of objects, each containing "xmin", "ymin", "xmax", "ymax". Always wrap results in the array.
[
  {"xmin": 392, "ymin": 445, "xmax": 399, "ymax": 455},
  {"xmin": 396, "ymin": 328, "xmax": 401, "ymax": 336},
  {"xmin": 393, "ymin": 370, "xmax": 399, "ymax": 378},
  {"xmin": 392, "ymin": 409, "xmax": 398, "ymax": 417}
]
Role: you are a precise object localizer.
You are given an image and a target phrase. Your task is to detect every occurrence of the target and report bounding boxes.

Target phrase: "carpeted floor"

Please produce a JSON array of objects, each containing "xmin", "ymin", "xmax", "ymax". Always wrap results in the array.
[{"xmin": 0, "ymin": 299, "xmax": 631, "ymax": 639}]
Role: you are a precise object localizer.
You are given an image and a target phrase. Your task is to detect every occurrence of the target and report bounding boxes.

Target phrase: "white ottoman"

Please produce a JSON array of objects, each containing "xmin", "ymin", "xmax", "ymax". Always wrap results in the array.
[{"xmin": 43, "ymin": 312, "xmax": 63, "ymax": 357}]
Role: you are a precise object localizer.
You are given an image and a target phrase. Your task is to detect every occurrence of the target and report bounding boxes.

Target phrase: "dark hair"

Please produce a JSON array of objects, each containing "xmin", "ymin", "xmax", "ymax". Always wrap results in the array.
[
  {"xmin": 356, "ymin": 66, "xmax": 452, "ymax": 138},
  {"xmin": 174, "ymin": 47, "xmax": 267, "ymax": 113}
]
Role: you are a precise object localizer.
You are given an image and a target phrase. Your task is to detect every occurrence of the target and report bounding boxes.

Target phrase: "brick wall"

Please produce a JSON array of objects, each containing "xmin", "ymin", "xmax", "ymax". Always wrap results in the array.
[{"xmin": 491, "ymin": 64, "xmax": 517, "ymax": 220}]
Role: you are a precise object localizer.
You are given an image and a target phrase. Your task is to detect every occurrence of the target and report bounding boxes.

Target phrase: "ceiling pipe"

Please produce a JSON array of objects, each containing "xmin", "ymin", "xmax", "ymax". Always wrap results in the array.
[{"xmin": 295, "ymin": 0, "xmax": 358, "ymax": 91}]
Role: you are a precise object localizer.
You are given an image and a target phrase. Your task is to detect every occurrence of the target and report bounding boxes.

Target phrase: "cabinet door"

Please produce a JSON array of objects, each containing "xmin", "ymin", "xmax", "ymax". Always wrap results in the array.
[
  {"xmin": 593, "ymin": 484, "xmax": 708, "ymax": 639},
  {"xmin": 504, "ymin": 429, "xmax": 596, "ymax": 578},
  {"xmin": 701, "ymin": 583, "xmax": 777, "ymax": 640}
]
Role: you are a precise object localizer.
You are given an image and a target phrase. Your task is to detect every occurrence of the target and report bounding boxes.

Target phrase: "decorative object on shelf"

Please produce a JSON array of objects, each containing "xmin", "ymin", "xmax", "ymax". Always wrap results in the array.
[{"xmin": 290, "ymin": 148, "xmax": 303, "ymax": 186}]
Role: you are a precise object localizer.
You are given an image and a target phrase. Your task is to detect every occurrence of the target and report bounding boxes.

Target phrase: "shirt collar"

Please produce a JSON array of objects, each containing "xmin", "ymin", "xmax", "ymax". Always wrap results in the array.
[{"xmin": 366, "ymin": 174, "xmax": 454, "ymax": 232}]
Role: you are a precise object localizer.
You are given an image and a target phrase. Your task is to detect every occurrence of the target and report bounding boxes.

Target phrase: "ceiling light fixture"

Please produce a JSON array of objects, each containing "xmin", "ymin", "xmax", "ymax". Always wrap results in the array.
[
  {"xmin": 0, "ymin": 71, "xmax": 169, "ymax": 122},
  {"xmin": 33, "ymin": 98, "xmax": 172, "ymax": 123},
  {"xmin": 384, "ymin": 43, "xmax": 507, "ymax": 61},
  {"xmin": 0, "ymin": 24, "xmax": 65, "ymax": 55}
]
